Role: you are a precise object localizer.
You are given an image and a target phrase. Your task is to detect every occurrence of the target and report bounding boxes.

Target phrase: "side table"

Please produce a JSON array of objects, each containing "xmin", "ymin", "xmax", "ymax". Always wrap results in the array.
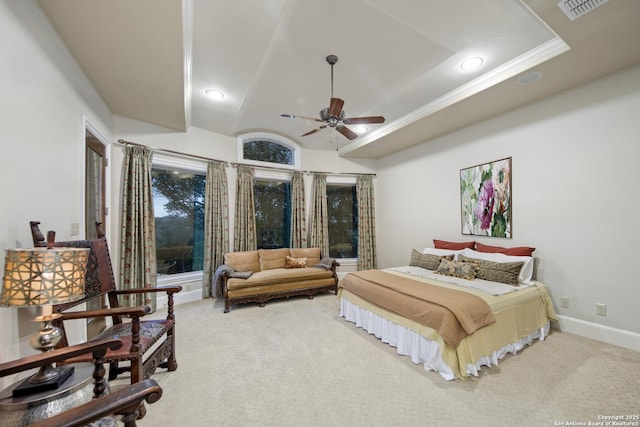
[{"xmin": 0, "ymin": 364, "xmax": 94, "ymax": 427}]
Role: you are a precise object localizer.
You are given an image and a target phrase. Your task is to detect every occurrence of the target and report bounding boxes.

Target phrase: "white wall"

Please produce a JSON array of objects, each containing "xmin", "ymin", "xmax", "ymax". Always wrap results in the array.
[
  {"xmin": 376, "ymin": 65, "xmax": 640, "ymax": 350},
  {"xmin": 0, "ymin": 0, "xmax": 113, "ymax": 387}
]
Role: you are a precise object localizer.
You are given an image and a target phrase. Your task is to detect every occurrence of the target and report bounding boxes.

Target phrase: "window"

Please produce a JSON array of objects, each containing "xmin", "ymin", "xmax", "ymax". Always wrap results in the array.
[
  {"xmin": 327, "ymin": 182, "xmax": 358, "ymax": 258},
  {"xmin": 237, "ymin": 132, "xmax": 300, "ymax": 169},
  {"xmin": 253, "ymin": 170, "xmax": 291, "ymax": 249},
  {"xmin": 152, "ymin": 164, "xmax": 205, "ymax": 275},
  {"xmin": 244, "ymin": 140, "xmax": 293, "ymax": 165}
]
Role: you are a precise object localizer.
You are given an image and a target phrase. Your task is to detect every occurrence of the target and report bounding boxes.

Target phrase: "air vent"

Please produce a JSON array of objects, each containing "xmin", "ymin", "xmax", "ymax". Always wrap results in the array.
[{"xmin": 557, "ymin": 0, "xmax": 609, "ymax": 21}]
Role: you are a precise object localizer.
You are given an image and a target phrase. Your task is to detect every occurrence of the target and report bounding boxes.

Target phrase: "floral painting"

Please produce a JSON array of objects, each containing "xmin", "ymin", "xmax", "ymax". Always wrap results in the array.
[{"xmin": 460, "ymin": 157, "xmax": 512, "ymax": 237}]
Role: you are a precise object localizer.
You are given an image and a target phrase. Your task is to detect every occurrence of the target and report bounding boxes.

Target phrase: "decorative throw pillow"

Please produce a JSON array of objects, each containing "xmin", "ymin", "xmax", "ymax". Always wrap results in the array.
[
  {"xmin": 458, "ymin": 254, "xmax": 524, "ymax": 285},
  {"xmin": 409, "ymin": 249, "xmax": 452, "ymax": 271},
  {"xmin": 459, "ymin": 248, "xmax": 534, "ymax": 283},
  {"xmin": 285, "ymin": 256, "xmax": 307, "ymax": 269},
  {"xmin": 475, "ymin": 242, "xmax": 535, "ymax": 257},
  {"xmin": 290, "ymin": 248, "xmax": 321, "ymax": 267},
  {"xmin": 433, "ymin": 239, "xmax": 476, "ymax": 250},
  {"xmin": 434, "ymin": 258, "xmax": 479, "ymax": 280}
]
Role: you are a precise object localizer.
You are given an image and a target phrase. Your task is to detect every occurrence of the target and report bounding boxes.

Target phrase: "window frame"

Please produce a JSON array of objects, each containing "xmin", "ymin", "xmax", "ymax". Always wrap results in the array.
[
  {"xmin": 237, "ymin": 132, "xmax": 301, "ymax": 170},
  {"xmin": 151, "ymin": 154, "xmax": 207, "ymax": 285}
]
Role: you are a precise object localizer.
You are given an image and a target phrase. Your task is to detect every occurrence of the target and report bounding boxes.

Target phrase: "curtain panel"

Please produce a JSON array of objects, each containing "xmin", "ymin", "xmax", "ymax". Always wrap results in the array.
[
  {"xmin": 291, "ymin": 171, "xmax": 307, "ymax": 248},
  {"xmin": 119, "ymin": 145, "xmax": 157, "ymax": 309},
  {"xmin": 309, "ymin": 173, "xmax": 330, "ymax": 257},
  {"xmin": 233, "ymin": 166, "xmax": 257, "ymax": 251},
  {"xmin": 202, "ymin": 162, "xmax": 229, "ymax": 298},
  {"xmin": 356, "ymin": 175, "xmax": 377, "ymax": 270}
]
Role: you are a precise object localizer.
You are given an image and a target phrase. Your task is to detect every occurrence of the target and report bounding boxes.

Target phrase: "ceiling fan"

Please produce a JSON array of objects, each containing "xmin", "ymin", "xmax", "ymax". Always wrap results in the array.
[{"xmin": 281, "ymin": 55, "xmax": 385, "ymax": 141}]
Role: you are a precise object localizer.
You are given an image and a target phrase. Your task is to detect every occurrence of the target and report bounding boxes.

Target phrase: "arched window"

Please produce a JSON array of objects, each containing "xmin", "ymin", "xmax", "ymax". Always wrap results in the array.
[{"xmin": 237, "ymin": 132, "xmax": 300, "ymax": 169}]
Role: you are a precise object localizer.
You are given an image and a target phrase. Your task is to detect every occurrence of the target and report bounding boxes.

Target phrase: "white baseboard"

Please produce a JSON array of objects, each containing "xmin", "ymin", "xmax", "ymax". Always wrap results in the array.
[{"xmin": 554, "ymin": 315, "xmax": 640, "ymax": 352}]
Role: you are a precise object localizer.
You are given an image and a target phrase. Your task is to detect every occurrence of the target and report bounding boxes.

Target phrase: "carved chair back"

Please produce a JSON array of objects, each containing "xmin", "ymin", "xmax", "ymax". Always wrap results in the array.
[{"xmin": 30, "ymin": 221, "xmax": 126, "ymax": 334}]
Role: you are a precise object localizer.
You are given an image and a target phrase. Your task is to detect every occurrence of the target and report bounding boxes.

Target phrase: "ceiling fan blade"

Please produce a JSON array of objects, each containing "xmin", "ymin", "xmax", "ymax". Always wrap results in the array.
[
  {"xmin": 328, "ymin": 97, "xmax": 344, "ymax": 117},
  {"xmin": 344, "ymin": 116, "xmax": 385, "ymax": 124},
  {"xmin": 301, "ymin": 125, "xmax": 327, "ymax": 137},
  {"xmin": 280, "ymin": 114, "xmax": 323, "ymax": 122},
  {"xmin": 336, "ymin": 125, "xmax": 358, "ymax": 140}
]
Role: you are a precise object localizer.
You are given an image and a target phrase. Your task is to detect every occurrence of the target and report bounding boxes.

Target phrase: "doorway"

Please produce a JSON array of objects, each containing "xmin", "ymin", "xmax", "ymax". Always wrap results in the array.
[{"xmin": 85, "ymin": 127, "xmax": 107, "ymax": 339}]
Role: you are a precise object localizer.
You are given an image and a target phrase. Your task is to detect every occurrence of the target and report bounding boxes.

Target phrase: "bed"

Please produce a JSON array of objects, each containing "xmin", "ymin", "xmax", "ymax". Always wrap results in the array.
[{"xmin": 338, "ymin": 246, "xmax": 557, "ymax": 380}]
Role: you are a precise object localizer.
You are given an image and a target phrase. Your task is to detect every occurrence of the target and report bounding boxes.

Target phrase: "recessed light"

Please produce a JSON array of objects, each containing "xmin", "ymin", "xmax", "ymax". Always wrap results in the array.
[
  {"xmin": 354, "ymin": 125, "xmax": 368, "ymax": 134},
  {"xmin": 516, "ymin": 72, "xmax": 542, "ymax": 85},
  {"xmin": 205, "ymin": 89, "xmax": 224, "ymax": 100},
  {"xmin": 460, "ymin": 57, "xmax": 483, "ymax": 71}
]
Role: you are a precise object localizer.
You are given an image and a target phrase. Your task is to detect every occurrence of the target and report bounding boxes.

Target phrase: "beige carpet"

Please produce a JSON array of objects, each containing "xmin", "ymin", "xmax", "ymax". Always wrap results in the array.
[{"xmin": 128, "ymin": 294, "xmax": 640, "ymax": 427}]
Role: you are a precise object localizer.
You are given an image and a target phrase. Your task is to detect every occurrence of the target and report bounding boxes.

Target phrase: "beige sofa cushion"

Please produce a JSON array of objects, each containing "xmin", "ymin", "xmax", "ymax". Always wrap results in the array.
[
  {"xmin": 226, "ymin": 267, "xmax": 334, "ymax": 291},
  {"xmin": 258, "ymin": 248, "xmax": 291, "ymax": 271},
  {"xmin": 290, "ymin": 248, "xmax": 321, "ymax": 266},
  {"xmin": 224, "ymin": 250, "xmax": 260, "ymax": 272}
]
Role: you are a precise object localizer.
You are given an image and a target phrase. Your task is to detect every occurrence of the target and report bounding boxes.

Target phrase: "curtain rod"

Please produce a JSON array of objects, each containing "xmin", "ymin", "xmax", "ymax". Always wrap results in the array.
[
  {"xmin": 116, "ymin": 139, "xmax": 230, "ymax": 165},
  {"xmin": 116, "ymin": 139, "xmax": 376, "ymax": 177}
]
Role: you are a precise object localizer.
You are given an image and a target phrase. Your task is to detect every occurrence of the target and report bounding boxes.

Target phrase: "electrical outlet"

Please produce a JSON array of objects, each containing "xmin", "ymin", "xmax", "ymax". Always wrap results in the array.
[
  {"xmin": 596, "ymin": 303, "xmax": 607, "ymax": 316},
  {"xmin": 560, "ymin": 297, "xmax": 569, "ymax": 308},
  {"xmin": 70, "ymin": 222, "xmax": 80, "ymax": 236}
]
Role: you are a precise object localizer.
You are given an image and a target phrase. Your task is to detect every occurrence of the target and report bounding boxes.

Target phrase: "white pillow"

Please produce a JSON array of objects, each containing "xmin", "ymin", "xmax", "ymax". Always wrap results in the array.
[
  {"xmin": 459, "ymin": 248, "xmax": 534, "ymax": 283},
  {"xmin": 422, "ymin": 247, "xmax": 465, "ymax": 259}
]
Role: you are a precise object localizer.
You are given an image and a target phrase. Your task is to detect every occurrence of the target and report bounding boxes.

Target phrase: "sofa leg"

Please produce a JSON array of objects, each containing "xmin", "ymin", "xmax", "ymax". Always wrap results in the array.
[
  {"xmin": 308, "ymin": 295, "xmax": 314, "ymax": 300},
  {"xmin": 259, "ymin": 302, "xmax": 266, "ymax": 307}
]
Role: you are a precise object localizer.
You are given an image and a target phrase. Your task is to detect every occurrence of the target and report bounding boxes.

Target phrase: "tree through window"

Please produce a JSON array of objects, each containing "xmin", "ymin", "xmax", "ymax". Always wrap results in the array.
[
  {"xmin": 255, "ymin": 178, "xmax": 291, "ymax": 249},
  {"xmin": 152, "ymin": 167, "xmax": 205, "ymax": 275},
  {"xmin": 327, "ymin": 184, "xmax": 358, "ymax": 258}
]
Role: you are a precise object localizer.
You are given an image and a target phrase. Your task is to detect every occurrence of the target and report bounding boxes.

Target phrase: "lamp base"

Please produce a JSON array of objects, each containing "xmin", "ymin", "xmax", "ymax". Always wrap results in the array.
[{"xmin": 11, "ymin": 366, "xmax": 74, "ymax": 397}]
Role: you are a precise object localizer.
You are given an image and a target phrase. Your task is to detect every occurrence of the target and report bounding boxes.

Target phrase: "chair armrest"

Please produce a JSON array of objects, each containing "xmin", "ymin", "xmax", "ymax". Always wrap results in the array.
[
  {"xmin": 59, "ymin": 306, "xmax": 149, "ymax": 321},
  {"xmin": 28, "ymin": 378, "xmax": 163, "ymax": 427},
  {"xmin": 112, "ymin": 285, "xmax": 182, "ymax": 295},
  {"xmin": 0, "ymin": 338, "xmax": 122, "ymax": 378},
  {"xmin": 217, "ymin": 267, "xmax": 232, "ymax": 298}
]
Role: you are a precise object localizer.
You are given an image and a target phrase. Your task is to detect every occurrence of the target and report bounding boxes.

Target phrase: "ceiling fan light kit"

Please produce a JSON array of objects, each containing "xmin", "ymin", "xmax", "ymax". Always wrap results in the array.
[{"xmin": 281, "ymin": 54, "xmax": 385, "ymax": 142}]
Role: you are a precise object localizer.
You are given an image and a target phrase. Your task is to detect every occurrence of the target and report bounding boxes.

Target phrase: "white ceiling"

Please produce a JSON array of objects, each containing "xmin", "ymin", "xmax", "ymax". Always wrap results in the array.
[{"xmin": 37, "ymin": 0, "xmax": 640, "ymax": 159}]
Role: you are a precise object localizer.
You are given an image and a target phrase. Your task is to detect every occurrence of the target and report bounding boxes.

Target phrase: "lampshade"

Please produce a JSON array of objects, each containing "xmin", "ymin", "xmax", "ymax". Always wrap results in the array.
[{"xmin": 1, "ymin": 247, "xmax": 89, "ymax": 307}]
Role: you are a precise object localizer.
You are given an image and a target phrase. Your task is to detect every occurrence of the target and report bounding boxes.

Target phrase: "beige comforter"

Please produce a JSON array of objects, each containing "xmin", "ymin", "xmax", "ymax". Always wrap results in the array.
[{"xmin": 339, "ymin": 270, "xmax": 496, "ymax": 348}]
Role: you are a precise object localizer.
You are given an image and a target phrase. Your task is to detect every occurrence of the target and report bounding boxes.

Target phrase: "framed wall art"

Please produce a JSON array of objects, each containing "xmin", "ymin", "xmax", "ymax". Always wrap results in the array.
[{"xmin": 460, "ymin": 157, "xmax": 512, "ymax": 238}]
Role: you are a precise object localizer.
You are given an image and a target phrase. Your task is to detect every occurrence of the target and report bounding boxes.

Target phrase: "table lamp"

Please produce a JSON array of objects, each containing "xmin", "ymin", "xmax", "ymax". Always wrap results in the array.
[{"xmin": 1, "ymin": 240, "xmax": 89, "ymax": 396}]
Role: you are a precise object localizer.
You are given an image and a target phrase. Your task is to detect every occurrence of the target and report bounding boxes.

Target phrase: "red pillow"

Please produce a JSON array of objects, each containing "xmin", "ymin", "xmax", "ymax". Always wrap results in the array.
[
  {"xmin": 475, "ymin": 242, "xmax": 535, "ymax": 257},
  {"xmin": 433, "ymin": 239, "xmax": 476, "ymax": 250}
]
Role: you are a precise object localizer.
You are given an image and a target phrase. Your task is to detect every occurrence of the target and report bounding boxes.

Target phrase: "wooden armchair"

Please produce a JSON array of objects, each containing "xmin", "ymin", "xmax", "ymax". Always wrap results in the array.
[
  {"xmin": 0, "ymin": 338, "xmax": 162, "ymax": 427},
  {"xmin": 29, "ymin": 221, "xmax": 182, "ymax": 386}
]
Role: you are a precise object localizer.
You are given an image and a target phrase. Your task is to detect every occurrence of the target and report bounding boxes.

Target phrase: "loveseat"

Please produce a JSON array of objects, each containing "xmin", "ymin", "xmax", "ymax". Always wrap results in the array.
[{"xmin": 214, "ymin": 247, "xmax": 339, "ymax": 313}]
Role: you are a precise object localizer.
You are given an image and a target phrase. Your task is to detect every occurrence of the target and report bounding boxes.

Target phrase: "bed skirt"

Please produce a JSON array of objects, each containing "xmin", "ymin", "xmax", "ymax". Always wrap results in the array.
[{"xmin": 339, "ymin": 296, "xmax": 550, "ymax": 380}]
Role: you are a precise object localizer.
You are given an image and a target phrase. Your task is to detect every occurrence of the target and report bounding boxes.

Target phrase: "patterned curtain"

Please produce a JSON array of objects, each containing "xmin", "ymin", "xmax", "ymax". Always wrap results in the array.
[
  {"xmin": 233, "ymin": 166, "xmax": 257, "ymax": 251},
  {"xmin": 202, "ymin": 162, "xmax": 229, "ymax": 298},
  {"xmin": 119, "ymin": 145, "xmax": 157, "ymax": 309},
  {"xmin": 357, "ymin": 175, "xmax": 377, "ymax": 270},
  {"xmin": 290, "ymin": 171, "xmax": 307, "ymax": 248},
  {"xmin": 309, "ymin": 173, "xmax": 329, "ymax": 257}
]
